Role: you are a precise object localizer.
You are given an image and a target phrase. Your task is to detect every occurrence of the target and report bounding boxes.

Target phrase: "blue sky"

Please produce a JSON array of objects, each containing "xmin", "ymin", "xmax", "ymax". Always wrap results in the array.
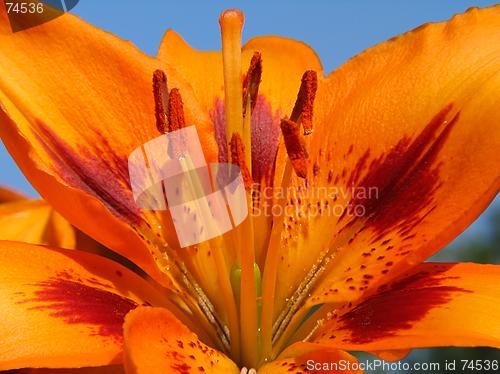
[{"xmin": 1, "ymin": 0, "xmax": 499, "ymax": 249}]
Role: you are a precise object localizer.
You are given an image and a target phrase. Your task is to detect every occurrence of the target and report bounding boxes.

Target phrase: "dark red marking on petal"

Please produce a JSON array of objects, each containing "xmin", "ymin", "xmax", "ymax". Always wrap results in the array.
[
  {"xmin": 337, "ymin": 268, "xmax": 471, "ymax": 344},
  {"xmin": 251, "ymin": 96, "xmax": 282, "ymax": 185},
  {"xmin": 346, "ymin": 149, "xmax": 370, "ymax": 187},
  {"xmin": 33, "ymin": 120, "xmax": 143, "ymax": 225},
  {"xmin": 211, "ymin": 95, "xmax": 281, "ymax": 188},
  {"xmin": 19, "ymin": 278, "xmax": 137, "ymax": 341},
  {"xmin": 313, "ymin": 162, "xmax": 320, "ymax": 177},
  {"xmin": 170, "ymin": 363, "xmax": 191, "ymax": 374},
  {"xmin": 347, "ymin": 144, "xmax": 354, "ymax": 155},
  {"xmin": 341, "ymin": 104, "xmax": 459, "ymax": 243}
]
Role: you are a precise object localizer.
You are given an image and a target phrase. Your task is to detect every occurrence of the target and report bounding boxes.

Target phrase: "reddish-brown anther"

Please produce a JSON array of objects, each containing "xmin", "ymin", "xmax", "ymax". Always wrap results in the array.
[
  {"xmin": 243, "ymin": 51, "xmax": 262, "ymax": 116},
  {"xmin": 152, "ymin": 69, "xmax": 168, "ymax": 134},
  {"xmin": 290, "ymin": 70, "xmax": 318, "ymax": 135},
  {"xmin": 167, "ymin": 88, "xmax": 187, "ymax": 158},
  {"xmin": 280, "ymin": 118, "xmax": 307, "ymax": 178},
  {"xmin": 230, "ymin": 132, "xmax": 253, "ymax": 190}
]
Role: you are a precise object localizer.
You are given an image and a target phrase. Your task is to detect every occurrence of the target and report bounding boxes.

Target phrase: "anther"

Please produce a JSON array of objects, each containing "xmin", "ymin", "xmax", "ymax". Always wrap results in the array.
[
  {"xmin": 243, "ymin": 52, "xmax": 262, "ymax": 116},
  {"xmin": 290, "ymin": 70, "xmax": 318, "ymax": 135},
  {"xmin": 280, "ymin": 118, "xmax": 307, "ymax": 178},
  {"xmin": 167, "ymin": 88, "xmax": 187, "ymax": 159},
  {"xmin": 152, "ymin": 69, "xmax": 168, "ymax": 134},
  {"xmin": 230, "ymin": 132, "xmax": 253, "ymax": 190}
]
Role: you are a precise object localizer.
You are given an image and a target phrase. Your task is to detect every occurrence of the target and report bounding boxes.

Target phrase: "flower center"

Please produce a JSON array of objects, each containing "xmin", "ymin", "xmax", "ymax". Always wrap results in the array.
[{"xmin": 150, "ymin": 9, "xmax": 318, "ymax": 369}]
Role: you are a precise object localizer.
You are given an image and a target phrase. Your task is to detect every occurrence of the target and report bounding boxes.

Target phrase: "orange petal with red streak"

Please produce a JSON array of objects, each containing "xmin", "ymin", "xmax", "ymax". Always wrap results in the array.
[
  {"xmin": 123, "ymin": 306, "xmax": 239, "ymax": 374},
  {"xmin": 0, "ymin": 241, "xmax": 182, "ymax": 370},
  {"xmin": 0, "ymin": 6, "xmax": 216, "ymax": 289},
  {"xmin": 309, "ymin": 262, "xmax": 500, "ymax": 351},
  {"xmin": 273, "ymin": 6, "xmax": 500, "ymax": 318}
]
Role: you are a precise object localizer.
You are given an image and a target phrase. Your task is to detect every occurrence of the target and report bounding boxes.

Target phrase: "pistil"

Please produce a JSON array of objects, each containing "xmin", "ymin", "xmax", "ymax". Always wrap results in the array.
[
  {"xmin": 229, "ymin": 131, "xmax": 259, "ymax": 367},
  {"xmin": 219, "ymin": 9, "xmax": 245, "ymax": 161}
]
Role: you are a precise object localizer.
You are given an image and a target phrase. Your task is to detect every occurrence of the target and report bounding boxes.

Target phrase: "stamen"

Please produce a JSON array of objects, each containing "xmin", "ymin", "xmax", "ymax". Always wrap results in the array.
[
  {"xmin": 167, "ymin": 88, "xmax": 187, "ymax": 159},
  {"xmin": 290, "ymin": 70, "xmax": 318, "ymax": 135},
  {"xmin": 230, "ymin": 132, "xmax": 253, "ymax": 191},
  {"xmin": 280, "ymin": 118, "xmax": 307, "ymax": 178},
  {"xmin": 167, "ymin": 88, "xmax": 185, "ymax": 133},
  {"xmin": 219, "ymin": 10, "xmax": 245, "ymax": 159},
  {"xmin": 152, "ymin": 69, "xmax": 168, "ymax": 134},
  {"xmin": 243, "ymin": 52, "xmax": 262, "ymax": 116}
]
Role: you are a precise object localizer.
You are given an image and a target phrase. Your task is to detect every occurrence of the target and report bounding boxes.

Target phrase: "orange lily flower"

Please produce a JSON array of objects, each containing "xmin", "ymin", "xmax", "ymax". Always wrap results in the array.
[{"xmin": 1, "ymin": 3, "xmax": 500, "ymax": 373}]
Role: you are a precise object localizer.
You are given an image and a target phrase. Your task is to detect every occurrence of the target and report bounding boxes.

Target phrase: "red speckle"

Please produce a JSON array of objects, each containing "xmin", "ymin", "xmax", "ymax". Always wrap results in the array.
[
  {"xmin": 313, "ymin": 162, "xmax": 320, "ymax": 176},
  {"xmin": 170, "ymin": 363, "xmax": 191, "ymax": 374}
]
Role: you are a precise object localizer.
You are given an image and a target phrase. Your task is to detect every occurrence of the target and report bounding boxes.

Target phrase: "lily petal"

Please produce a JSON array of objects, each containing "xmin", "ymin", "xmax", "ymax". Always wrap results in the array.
[
  {"xmin": 123, "ymin": 306, "xmax": 240, "ymax": 374},
  {"xmin": 0, "ymin": 185, "xmax": 29, "ymax": 203},
  {"xmin": 0, "ymin": 241, "xmax": 184, "ymax": 370},
  {"xmin": 158, "ymin": 31, "xmax": 323, "ymax": 120},
  {"xmin": 0, "ymin": 5, "xmax": 216, "ymax": 287},
  {"xmin": 0, "ymin": 198, "xmax": 75, "ymax": 248},
  {"xmin": 309, "ymin": 262, "xmax": 500, "ymax": 351},
  {"xmin": 274, "ymin": 5, "xmax": 500, "ymax": 315}
]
